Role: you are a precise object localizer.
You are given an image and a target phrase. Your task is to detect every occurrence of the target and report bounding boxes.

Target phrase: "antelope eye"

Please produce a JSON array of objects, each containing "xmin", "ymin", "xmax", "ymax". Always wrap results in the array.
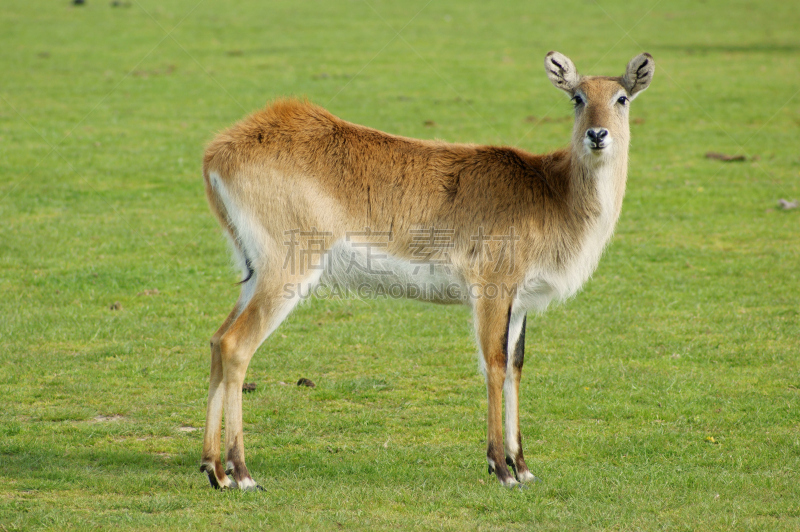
[
  {"xmin": 572, "ymin": 95, "xmax": 584, "ymax": 107},
  {"xmin": 617, "ymin": 96, "xmax": 629, "ymax": 105}
]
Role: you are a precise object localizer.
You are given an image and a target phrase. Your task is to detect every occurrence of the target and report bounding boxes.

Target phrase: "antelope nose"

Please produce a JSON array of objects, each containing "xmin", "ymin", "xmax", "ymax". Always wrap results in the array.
[{"xmin": 586, "ymin": 128, "xmax": 608, "ymax": 143}]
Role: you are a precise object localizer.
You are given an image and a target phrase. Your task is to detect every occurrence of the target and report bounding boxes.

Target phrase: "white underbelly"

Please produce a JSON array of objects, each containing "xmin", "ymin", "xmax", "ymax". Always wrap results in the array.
[{"xmin": 320, "ymin": 240, "xmax": 468, "ymax": 304}]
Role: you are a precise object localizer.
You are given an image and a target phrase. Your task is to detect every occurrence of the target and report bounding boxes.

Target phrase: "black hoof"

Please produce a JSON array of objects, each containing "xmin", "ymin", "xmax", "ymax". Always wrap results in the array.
[
  {"xmin": 206, "ymin": 473, "xmax": 222, "ymax": 490},
  {"xmin": 200, "ymin": 464, "xmax": 222, "ymax": 490}
]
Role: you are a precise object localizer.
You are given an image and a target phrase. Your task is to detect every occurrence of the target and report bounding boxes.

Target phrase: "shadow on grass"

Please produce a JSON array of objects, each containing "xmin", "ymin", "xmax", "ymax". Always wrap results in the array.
[{"xmin": 0, "ymin": 444, "xmax": 198, "ymax": 494}]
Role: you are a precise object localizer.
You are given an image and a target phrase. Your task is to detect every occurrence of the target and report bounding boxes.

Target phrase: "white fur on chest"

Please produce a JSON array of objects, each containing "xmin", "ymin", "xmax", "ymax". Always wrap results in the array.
[{"xmin": 517, "ymin": 163, "xmax": 620, "ymax": 312}]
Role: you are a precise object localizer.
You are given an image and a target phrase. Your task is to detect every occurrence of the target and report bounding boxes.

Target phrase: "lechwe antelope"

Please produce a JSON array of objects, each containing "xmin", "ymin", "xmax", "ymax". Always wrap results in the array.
[{"xmin": 200, "ymin": 51, "xmax": 654, "ymax": 489}]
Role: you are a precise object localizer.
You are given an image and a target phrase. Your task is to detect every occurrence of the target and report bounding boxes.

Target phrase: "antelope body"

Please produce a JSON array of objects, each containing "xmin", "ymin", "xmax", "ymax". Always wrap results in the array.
[{"xmin": 200, "ymin": 52, "xmax": 654, "ymax": 488}]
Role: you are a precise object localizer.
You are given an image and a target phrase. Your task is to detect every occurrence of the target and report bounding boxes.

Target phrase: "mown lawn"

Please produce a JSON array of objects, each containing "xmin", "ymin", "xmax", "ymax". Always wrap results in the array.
[{"xmin": 1, "ymin": 0, "xmax": 798, "ymax": 530}]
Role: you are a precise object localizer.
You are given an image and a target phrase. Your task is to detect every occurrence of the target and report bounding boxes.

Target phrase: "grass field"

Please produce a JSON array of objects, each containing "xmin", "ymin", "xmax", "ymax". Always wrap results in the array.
[{"xmin": 1, "ymin": 0, "xmax": 799, "ymax": 530}]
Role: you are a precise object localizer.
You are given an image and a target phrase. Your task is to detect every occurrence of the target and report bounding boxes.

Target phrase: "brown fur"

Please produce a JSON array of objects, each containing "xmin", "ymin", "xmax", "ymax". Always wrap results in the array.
[
  {"xmin": 199, "ymin": 52, "xmax": 654, "ymax": 489},
  {"xmin": 204, "ymin": 100, "xmax": 595, "ymax": 281}
]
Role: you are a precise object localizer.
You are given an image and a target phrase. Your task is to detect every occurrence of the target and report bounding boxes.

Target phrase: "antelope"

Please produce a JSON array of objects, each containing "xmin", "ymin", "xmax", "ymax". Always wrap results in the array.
[{"xmin": 200, "ymin": 51, "xmax": 655, "ymax": 489}]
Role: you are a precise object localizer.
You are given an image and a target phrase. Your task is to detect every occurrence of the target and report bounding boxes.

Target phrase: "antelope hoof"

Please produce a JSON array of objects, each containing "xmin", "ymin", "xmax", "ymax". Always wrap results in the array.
[
  {"xmin": 506, "ymin": 457, "xmax": 540, "ymax": 483},
  {"xmin": 200, "ymin": 462, "xmax": 233, "ymax": 490},
  {"xmin": 499, "ymin": 476, "xmax": 520, "ymax": 488},
  {"xmin": 233, "ymin": 476, "xmax": 263, "ymax": 491},
  {"xmin": 488, "ymin": 463, "xmax": 518, "ymax": 487},
  {"xmin": 517, "ymin": 470, "xmax": 541, "ymax": 483}
]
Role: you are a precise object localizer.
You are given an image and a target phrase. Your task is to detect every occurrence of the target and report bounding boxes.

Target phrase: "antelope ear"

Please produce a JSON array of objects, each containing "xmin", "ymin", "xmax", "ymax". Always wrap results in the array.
[
  {"xmin": 622, "ymin": 53, "xmax": 655, "ymax": 99},
  {"xmin": 545, "ymin": 51, "xmax": 580, "ymax": 94}
]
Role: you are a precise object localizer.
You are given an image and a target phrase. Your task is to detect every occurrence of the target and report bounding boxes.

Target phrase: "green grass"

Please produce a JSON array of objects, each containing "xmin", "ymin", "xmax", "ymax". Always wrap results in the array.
[{"xmin": 1, "ymin": 0, "xmax": 799, "ymax": 530}]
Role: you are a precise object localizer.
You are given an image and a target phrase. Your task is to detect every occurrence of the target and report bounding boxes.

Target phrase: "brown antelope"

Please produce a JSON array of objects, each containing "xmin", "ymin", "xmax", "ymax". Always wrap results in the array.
[{"xmin": 200, "ymin": 51, "xmax": 655, "ymax": 489}]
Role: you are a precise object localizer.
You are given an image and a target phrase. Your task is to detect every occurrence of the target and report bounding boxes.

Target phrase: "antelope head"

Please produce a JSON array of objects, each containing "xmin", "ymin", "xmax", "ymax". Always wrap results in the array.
[{"xmin": 545, "ymin": 51, "xmax": 655, "ymax": 165}]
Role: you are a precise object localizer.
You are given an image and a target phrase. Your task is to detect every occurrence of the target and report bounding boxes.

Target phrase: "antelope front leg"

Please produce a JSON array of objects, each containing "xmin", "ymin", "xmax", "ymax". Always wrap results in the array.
[
  {"xmin": 475, "ymin": 298, "xmax": 517, "ymax": 487},
  {"xmin": 504, "ymin": 312, "xmax": 537, "ymax": 483}
]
